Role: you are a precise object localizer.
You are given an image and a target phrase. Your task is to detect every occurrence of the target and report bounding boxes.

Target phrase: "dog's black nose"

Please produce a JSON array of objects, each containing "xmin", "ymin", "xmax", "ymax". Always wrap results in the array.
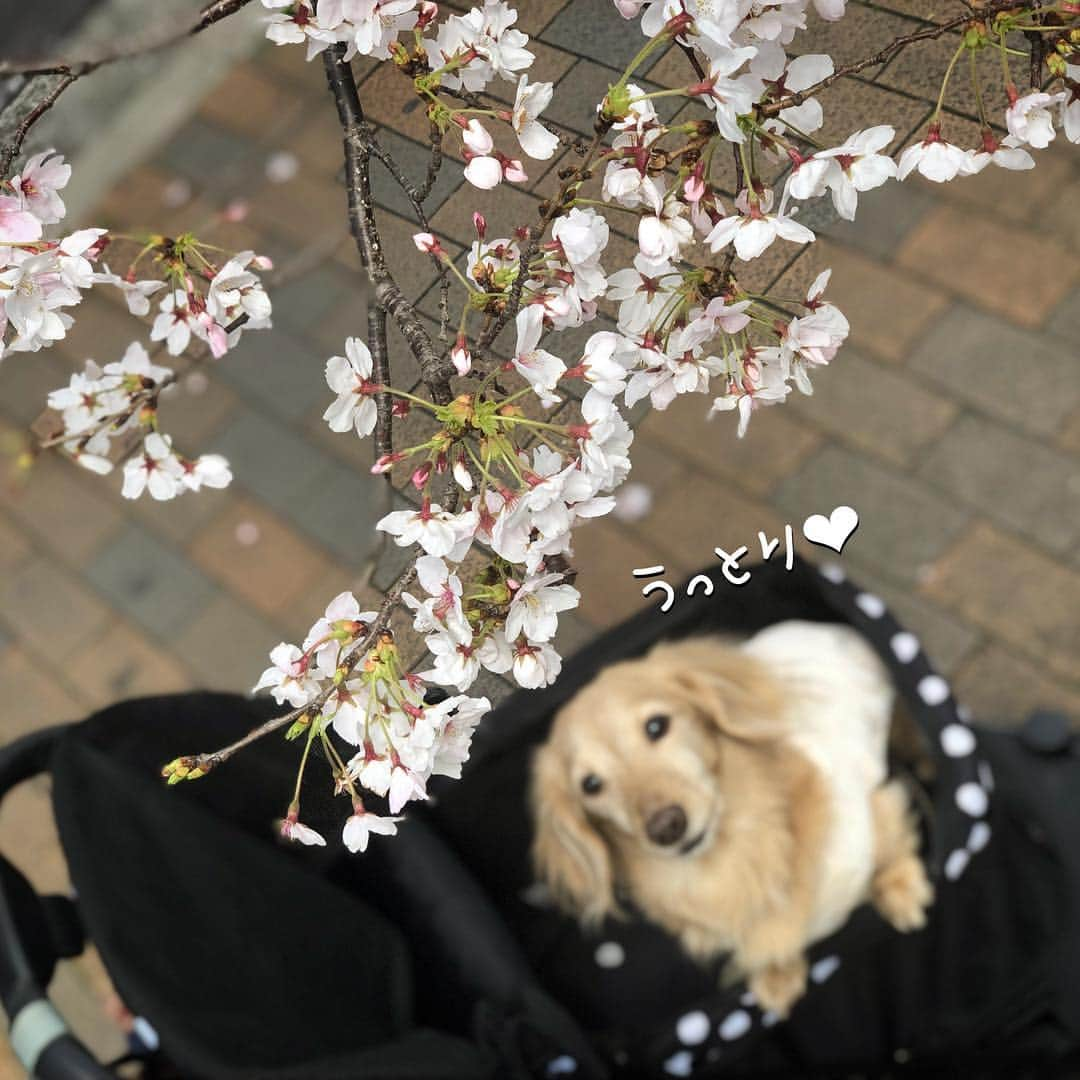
[{"xmin": 646, "ymin": 804, "xmax": 687, "ymax": 846}]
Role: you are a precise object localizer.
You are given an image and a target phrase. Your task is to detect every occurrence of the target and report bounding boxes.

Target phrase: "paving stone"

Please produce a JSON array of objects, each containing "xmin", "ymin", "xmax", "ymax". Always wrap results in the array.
[
  {"xmin": 877, "ymin": 27, "xmax": 1009, "ymax": 124},
  {"xmin": 540, "ymin": 6, "xmax": 657, "ymax": 73},
  {"xmin": 125, "ymin": 483, "xmax": 234, "ymax": 547},
  {"xmin": 173, "ymin": 593, "xmax": 284, "ymax": 693},
  {"xmin": 512, "ymin": 0, "xmax": 571, "ymax": 34},
  {"xmin": 920, "ymin": 522, "xmax": 1080, "ymax": 683},
  {"xmin": 908, "ymin": 306, "xmax": 1080, "ymax": 439},
  {"xmin": 368, "ymin": 127, "xmax": 465, "ymax": 219},
  {"xmin": 641, "ymin": 469, "xmax": 788, "ymax": 575},
  {"xmin": 209, "ymin": 406, "xmax": 336, "ymax": 516},
  {"xmin": 216, "ymin": 325, "xmax": 329, "ymax": 422},
  {"xmin": 812, "ymin": 77, "xmax": 930, "ymax": 151},
  {"xmin": 788, "ymin": 4, "xmax": 918, "ymax": 72},
  {"xmin": 155, "ymin": 370, "xmax": 239, "ymax": 450},
  {"xmin": 640, "ymin": 390, "xmax": 823, "ymax": 497},
  {"xmin": 917, "ymin": 414, "xmax": 1080, "ymax": 556},
  {"xmin": 918, "ymin": 142, "xmax": 1076, "ymax": 228},
  {"xmin": 818, "ymin": 175, "xmax": 937, "ymax": 262},
  {"xmin": 896, "ymin": 204, "xmax": 1080, "ymax": 329},
  {"xmin": 567, "ymin": 516, "xmax": 663, "ymax": 628},
  {"xmin": 789, "ymin": 348, "xmax": 956, "ymax": 465},
  {"xmin": 1044, "ymin": 285, "xmax": 1078, "ymax": 343},
  {"xmin": 84, "ymin": 523, "xmax": 217, "ymax": 639},
  {"xmin": 774, "ymin": 445, "xmax": 971, "ymax": 584},
  {"xmin": 1059, "ymin": 407, "xmax": 1080, "ymax": 457},
  {"xmin": 66, "ymin": 619, "xmax": 193, "ymax": 707},
  {"xmin": 93, "ymin": 162, "xmax": 177, "ymax": 229},
  {"xmin": 0, "ymin": 454, "xmax": 123, "ymax": 567},
  {"xmin": 197, "ymin": 62, "xmax": 307, "ymax": 140},
  {"xmin": 188, "ymin": 496, "xmax": 335, "ymax": 618},
  {"xmin": 294, "ymin": 459, "xmax": 392, "ymax": 564},
  {"xmin": 0, "ymin": 648, "xmax": 86, "ymax": 742},
  {"xmin": 270, "ymin": 263, "xmax": 363, "ymax": 339},
  {"xmin": 247, "ymin": 171, "xmax": 354, "ymax": 249},
  {"xmin": 154, "ymin": 116, "xmax": 252, "ymax": 185},
  {"xmin": 809, "ymin": 240, "xmax": 950, "ymax": 363},
  {"xmin": 0, "ymin": 347, "xmax": 72, "ymax": 426},
  {"xmin": 0, "ymin": 515, "xmax": 30, "ymax": 578},
  {"xmin": 952, "ymin": 642, "xmax": 1080, "ymax": 728},
  {"xmin": 430, "ymin": 179, "xmax": 541, "ymax": 249},
  {"xmin": 1, "ymin": 555, "xmax": 112, "ymax": 658}
]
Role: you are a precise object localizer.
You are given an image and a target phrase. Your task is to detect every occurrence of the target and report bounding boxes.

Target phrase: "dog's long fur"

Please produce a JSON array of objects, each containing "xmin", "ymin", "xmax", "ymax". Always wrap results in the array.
[{"xmin": 530, "ymin": 621, "xmax": 933, "ymax": 1015}]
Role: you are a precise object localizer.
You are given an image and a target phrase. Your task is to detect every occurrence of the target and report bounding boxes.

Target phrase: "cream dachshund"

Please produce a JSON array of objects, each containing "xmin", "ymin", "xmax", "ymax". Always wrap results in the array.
[{"xmin": 530, "ymin": 620, "xmax": 934, "ymax": 1017}]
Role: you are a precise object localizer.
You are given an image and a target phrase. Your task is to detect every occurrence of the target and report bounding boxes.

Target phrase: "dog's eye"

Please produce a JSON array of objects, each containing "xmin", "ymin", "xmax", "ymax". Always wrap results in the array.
[
  {"xmin": 581, "ymin": 773, "xmax": 604, "ymax": 796},
  {"xmin": 645, "ymin": 714, "xmax": 670, "ymax": 741}
]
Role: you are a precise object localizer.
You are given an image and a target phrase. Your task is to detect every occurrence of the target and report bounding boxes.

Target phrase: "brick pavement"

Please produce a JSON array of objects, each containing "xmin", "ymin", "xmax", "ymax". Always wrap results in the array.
[{"xmin": 1, "ymin": 1, "xmax": 1079, "ymax": 1067}]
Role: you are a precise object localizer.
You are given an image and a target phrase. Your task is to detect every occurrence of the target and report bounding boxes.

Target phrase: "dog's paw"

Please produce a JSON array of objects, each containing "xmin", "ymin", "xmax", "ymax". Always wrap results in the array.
[
  {"xmin": 873, "ymin": 853, "xmax": 933, "ymax": 932},
  {"xmin": 748, "ymin": 956, "xmax": 807, "ymax": 1019},
  {"xmin": 738, "ymin": 917, "xmax": 805, "ymax": 972}
]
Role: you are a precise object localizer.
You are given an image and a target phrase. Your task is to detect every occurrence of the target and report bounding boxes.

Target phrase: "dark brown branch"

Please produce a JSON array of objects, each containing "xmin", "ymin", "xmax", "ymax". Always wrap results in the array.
[
  {"xmin": 323, "ymin": 45, "xmax": 456, "ymax": 403},
  {"xmin": 368, "ymin": 304, "xmax": 393, "ymax": 464},
  {"xmin": 0, "ymin": 75, "xmax": 75, "ymax": 176}
]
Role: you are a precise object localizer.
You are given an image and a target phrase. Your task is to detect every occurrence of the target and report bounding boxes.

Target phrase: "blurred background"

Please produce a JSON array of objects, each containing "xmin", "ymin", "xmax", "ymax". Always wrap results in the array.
[{"xmin": 1, "ymin": 0, "xmax": 1078, "ymax": 1067}]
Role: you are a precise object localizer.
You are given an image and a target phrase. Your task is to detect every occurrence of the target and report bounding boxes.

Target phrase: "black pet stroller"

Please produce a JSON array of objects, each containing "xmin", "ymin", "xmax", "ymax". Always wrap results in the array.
[{"xmin": 3, "ymin": 559, "xmax": 1080, "ymax": 1079}]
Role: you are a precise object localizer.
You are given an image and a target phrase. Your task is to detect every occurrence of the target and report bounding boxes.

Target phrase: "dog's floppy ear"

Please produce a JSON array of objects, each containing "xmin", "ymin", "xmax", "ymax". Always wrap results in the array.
[
  {"xmin": 530, "ymin": 740, "xmax": 614, "ymax": 926},
  {"xmin": 659, "ymin": 639, "xmax": 790, "ymax": 743}
]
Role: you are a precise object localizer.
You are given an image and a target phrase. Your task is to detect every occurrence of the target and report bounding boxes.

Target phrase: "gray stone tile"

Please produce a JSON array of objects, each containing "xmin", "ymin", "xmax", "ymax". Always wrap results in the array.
[
  {"xmin": 85, "ymin": 523, "xmax": 216, "ymax": 639},
  {"xmin": 1044, "ymin": 286, "xmax": 1078, "ymax": 342},
  {"xmin": 210, "ymin": 407, "xmax": 336, "ymax": 517},
  {"xmin": 917, "ymin": 414, "xmax": 1080, "ymax": 556},
  {"xmin": 369, "ymin": 128, "xmax": 462, "ymax": 218},
  {"xmin": 294, "ymin": 460, "xmax": 391, "ymax": 564},
  {"xmin": 173, "ymin": 595, "xmax": 281, "ymax": 693},
  {"xmin": 154, "ymin": 117, "xmax": 250, "ymax": 182},
  {"xmin": 908, "ymin": 306, "xmax": 1080, "ymax": 438},
  {"xmin": 540, "ymin": 6, "xmax": 653, "ymax": 71},
  {"xmin": 270, "ymin": 264, "xmax": 363, "ymax": 339},
  {"xmin": 216, "ymin": 326, "xmax": 329, "ymax": 423},
  {"xmin": 372, "ymin": 492, "xmax": 421, "ymax": 590},
  {"xmin": 0, "ymin": 348, "xmax": 71, "ymax": 426},
  {"xmin": 817, "ymin": 178, "xmax": 936, "ymax": 261},
  {"xmin": 774, "ymin": 444, "xmax": 970, "ymax": 584},
  {"xmin": 787, "ymin": 348, "xmax": 955, "ymax": 465},
  {"xmin": 552, "ymin": 609, "xmax": 597, "ymax": 658}
]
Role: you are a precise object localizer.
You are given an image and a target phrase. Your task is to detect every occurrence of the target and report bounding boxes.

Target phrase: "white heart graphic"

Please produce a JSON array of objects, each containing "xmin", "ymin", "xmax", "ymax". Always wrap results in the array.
[{"xmin": 802, "ymin": 505, "xmax": 859, "ymax": 554}]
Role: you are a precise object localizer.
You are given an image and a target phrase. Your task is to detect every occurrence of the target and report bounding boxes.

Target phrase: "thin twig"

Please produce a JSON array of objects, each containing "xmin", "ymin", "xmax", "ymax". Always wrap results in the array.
[
  {"xmin": 760, "ymin": 0, "xmax": 1036, "ymax": 116},
  {"xmin": 0, "ymin": 0, "xmax": 254, "ymax": 76}
]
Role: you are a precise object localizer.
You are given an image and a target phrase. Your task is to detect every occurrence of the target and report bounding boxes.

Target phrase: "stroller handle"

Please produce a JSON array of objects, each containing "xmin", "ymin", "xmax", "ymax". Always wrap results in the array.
[{"xmin": 0, "ymin": 726, "xmax": 113, "ymax": 1079}]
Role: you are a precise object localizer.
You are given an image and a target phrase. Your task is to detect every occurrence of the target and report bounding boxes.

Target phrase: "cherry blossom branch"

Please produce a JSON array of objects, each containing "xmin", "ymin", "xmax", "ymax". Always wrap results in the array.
[
  {"xmin": 322, "ymin": 45, "xmax": 456, "ymax": 403},
  {"xmin": 170, "ymin": 560, "xmax": 422, "ymax": 777}
]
